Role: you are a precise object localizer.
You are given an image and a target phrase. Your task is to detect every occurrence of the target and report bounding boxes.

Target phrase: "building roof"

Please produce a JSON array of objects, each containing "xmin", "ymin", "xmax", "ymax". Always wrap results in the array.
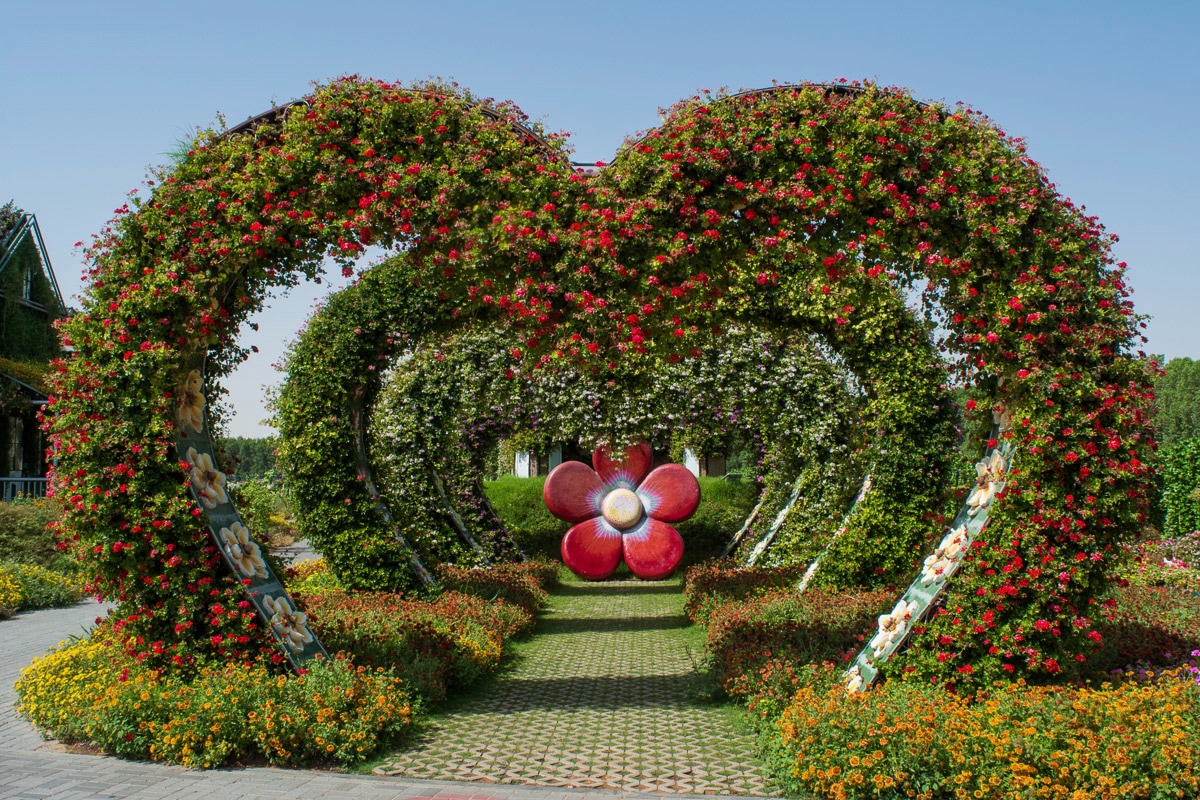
[{"xmin": 0, "ymin": 205, "xmax": 66, "ymax": 313}]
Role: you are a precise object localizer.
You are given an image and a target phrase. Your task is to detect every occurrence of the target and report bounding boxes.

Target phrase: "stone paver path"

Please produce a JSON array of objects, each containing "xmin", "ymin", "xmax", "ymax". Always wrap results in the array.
[{"xmin": 375, "ymin": 578, "xmax": 777, "ymax": 795}]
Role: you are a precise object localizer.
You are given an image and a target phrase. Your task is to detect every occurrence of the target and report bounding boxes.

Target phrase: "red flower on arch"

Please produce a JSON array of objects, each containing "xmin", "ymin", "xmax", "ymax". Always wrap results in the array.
[{"xmin": 543, "ymin": 442, "xmax": 700, "ymax": 580}]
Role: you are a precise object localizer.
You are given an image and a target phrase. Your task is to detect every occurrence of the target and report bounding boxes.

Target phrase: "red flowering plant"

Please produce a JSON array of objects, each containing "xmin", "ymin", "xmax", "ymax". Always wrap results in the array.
[{"xmin": 49, "ymin": 77, "xmax": 1154, "ymax": 687}]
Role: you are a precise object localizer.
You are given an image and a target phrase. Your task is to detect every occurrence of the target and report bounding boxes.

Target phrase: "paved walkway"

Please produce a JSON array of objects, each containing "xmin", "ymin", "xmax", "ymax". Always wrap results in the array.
[
  {"xmin": 376, "ymin": 579, "xmax": 776, "ymax": 795},
  {"xmin": 1, "ymin": 584, "xmax": 778, "ymax": 800}
]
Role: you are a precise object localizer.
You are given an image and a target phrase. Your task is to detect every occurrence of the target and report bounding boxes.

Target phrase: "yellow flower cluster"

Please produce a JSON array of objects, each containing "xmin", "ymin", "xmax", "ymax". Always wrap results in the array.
[
  {"xmin": 0, "ymin": 561, "xmax": 83, "ymax": 611},
  {"xmin": 0, "ymin": 570, "xmax": 21, "ymax": 616},
  {"xmin": 776, "ymin": 673, "xmax": 1200, "ymax": 800},
  {"xmin": 290, "ymin": 558, "xmax": 330, "ymax": 582},
  {"xmin": 15, "ymin": 627, "xmax": 416, "ymax": 769}
]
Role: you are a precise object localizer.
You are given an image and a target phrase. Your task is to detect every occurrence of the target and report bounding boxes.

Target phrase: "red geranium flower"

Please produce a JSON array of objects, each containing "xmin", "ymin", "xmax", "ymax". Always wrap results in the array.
[{"xmin": 543, "ymin": 442, "xmax": 699, "ymax": 580}]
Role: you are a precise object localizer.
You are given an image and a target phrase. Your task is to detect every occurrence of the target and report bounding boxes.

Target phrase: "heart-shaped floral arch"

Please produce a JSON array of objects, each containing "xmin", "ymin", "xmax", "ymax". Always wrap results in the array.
[{"xmin": 50, "ymin": 77, "xmax": 1155, "ymax": 683}]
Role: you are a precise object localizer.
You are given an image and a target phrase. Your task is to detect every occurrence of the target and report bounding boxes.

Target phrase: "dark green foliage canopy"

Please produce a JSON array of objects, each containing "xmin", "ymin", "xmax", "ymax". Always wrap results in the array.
[
  {"xmin": 217, "ymin": 436, "xmax": 278, "ymax": 480},
  {"xmin": 1155, "ymin": 357, "xmax": 1200, "ymax": 450}
]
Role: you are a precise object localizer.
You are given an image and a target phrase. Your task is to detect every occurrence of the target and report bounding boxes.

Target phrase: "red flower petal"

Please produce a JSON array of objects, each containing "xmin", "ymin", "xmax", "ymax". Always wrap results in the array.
[
  {"xmin": 543, "ymin": 460, "xmax": 604, "ymax": 522},
  {"xmin": 561, "ymin": 517, "xmax": 623, "ymax": 580},
  {"xmin": 593, "ymin": 441, "xmax": 652, "ymax": 489},
  {"xmin": 621, "ymin": 518, "xmax": 684, "ymax": 580},
  {"xmin": 637, "ymin": 464, "xmax": 700, "ymax": 523}
]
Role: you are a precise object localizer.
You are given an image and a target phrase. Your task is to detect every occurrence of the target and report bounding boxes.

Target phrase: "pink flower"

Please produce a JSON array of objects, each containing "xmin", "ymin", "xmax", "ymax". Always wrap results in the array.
[{"xmin": 543, "ymin": 442, "xmax": 699, "ymax": 580}]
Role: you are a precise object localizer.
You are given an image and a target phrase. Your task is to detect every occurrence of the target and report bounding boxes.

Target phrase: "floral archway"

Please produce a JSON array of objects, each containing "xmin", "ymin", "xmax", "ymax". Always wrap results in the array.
[{"xmin": 50, "ymin": 78, "xmax": 1154, "ymax": 683}]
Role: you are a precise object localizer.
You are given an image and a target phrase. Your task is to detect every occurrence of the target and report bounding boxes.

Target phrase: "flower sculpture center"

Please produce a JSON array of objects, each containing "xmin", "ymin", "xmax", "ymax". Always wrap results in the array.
[
  {"xmin": 601, "ymin": 488, "xmax": 643, "ymax": 530},
  {"xmin": 544, "ymin": 442, "xmax": 700, "ymax": 581}
]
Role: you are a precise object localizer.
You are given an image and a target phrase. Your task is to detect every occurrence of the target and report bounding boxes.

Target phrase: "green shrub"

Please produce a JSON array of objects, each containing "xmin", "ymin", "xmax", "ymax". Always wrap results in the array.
[
  {"xmin": 483, "ymin": 476, "xmax": 562, "ymax": 557},
  {"xmin": 298, "ymin": 589, "xmax": 526, "ymax": 702},
  {"xmin": 682, "ymin": 559, "xmax": 807, "ymax": 623},
  {"xmin": 15, "ymin": 628, "xmax": 415, "ymax": 769},
  {"xmin": 704, "ymin": 586, "xmax": 894, "ymax": 699},
  {"xmin": 675, "ymin": 477, "xmax": 761, "ymax": 561},
  {"xmin": 231, "ymin": 477, "xmax": 295, "ymax": 544},
  {"xmin": 283, "ymin": 557, "xmax": 342, "ymax": 596},
  {"xmin": 1162, "ymin": 437, "xmax": 1200, "ymax": 536},
  {"xmin": 0, "ymin": 498, "xmax": 74, "ymax": 573},
  {"xmin": 0, "ymin": 561, "xmax": 82, "ymax": 610},
  {"xmin": 435, "ymin": 562, "xmax": 548, "ymax": 615}
]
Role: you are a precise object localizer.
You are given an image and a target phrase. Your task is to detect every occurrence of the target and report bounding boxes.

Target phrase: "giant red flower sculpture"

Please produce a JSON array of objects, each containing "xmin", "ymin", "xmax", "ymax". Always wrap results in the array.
[{"xmin": 544, "ymin": 443, "xmax": 700, "ymax": 580}]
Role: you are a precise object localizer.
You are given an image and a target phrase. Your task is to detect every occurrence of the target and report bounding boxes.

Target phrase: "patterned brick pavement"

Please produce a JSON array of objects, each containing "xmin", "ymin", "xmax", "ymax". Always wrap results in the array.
[
  {"xmin": 0, "ymin": 583, "xmax": 783, "ymax": 799},
  {"xmin": 375, "ymin": 578, "xmax": 778, "ymax": 795}
]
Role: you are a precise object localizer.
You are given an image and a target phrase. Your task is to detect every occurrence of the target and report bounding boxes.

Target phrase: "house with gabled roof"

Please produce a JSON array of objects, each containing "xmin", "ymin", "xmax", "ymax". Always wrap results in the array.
[{"xmin": 0, "ymin": 201, "xmax": 67, "ymax": 499}]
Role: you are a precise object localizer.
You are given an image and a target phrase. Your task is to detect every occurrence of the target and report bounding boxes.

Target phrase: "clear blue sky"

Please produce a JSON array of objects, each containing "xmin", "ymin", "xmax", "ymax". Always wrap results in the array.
[{"xmin": 3, "ymin": 1, "xmax": 1196, "ymax": 437}]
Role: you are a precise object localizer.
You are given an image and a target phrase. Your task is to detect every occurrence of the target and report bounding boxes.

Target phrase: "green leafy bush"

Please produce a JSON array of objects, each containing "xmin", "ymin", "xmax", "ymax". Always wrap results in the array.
[
  {"xmin": 0, "ymin": 561, "xmax": 82, "ymax": 610},
  {"xmin": 0, "ymin": 498, "xmax": 74, "ymax": 573},
  {"xmin": 283, "ymin": 557, "xmax": 342, "ymax": 596},
  {"xmin": 704, "ymin": 586, "xmax": 894, "ymax": 698},
  {"xmin": 231, "ymin": 477, "xmax": 294, "ymax": 545},
  {"xmin": 674, "ymin": 478, "xmax": 761, "ymax": 560},
  {"xmin": 298, "ymin": 589, "xmax": 526, "ymax": 702},
  {"xmin": 1162, "ymin": 437, "xmax": 1200, "ymax": 536},
  {"xmin": 1154, "ymin": 356, "xmax": 1200, "ymax": 450},
  {"xmin": 435, "ymin": 562, "xmax": 548, "ymax": 616},
  {"xmin": 15, "ymin": 628, "xmax": 415, "ymax": 769},
  {"xmin": 483, "ymin": 476, "xmax": 563, "ymax": 557},
  {"xmin": 682, "ymin": 560, "xmax": 807, "ymax": 623}
]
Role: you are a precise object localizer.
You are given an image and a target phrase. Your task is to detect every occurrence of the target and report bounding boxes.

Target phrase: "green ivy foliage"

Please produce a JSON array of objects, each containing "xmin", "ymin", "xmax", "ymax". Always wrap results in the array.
[
  {"xmin": 49, "ymin": 78, "xmax": 1155, "ymax": 685},
  {"xmin": 1161, "ymin": 437, "xmax": 1200, "ymax": 536}
]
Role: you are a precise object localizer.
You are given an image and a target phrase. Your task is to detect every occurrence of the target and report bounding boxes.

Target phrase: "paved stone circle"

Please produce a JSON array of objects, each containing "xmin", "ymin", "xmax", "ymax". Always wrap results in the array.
[{"xmin": 375, "ymin": 577, "xmax": 778, "ymax": 795}]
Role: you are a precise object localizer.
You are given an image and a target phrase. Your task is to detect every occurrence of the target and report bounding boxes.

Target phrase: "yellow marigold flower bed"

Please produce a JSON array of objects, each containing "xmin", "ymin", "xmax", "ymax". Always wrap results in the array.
[
  {"xmin": 15, "ymin": 627, "xmax": 416, "ymax": 769},
  {"xmin": 773, "ymin": 674, "xmax": 1200, "ymax": 800},
  {"xmin": 0, "ymin": 571, "xmax": 21, "ymax": 617},
  {"xmin": 0, "ymin": 562, "xmax": 82, "ymax": 611}
]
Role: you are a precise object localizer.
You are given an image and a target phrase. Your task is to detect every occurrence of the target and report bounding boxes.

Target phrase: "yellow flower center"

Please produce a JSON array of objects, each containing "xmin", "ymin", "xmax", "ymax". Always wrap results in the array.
[{"xmin": 601, "ymin": 488, "xmax": 643, "ymax": 530}]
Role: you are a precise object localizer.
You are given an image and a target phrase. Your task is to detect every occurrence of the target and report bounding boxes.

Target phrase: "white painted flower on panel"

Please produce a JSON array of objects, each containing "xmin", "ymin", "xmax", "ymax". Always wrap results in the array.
[
  {"xmin": 176, "ymin": 369, "xmax": 205, "ymax": 434},
  {"xmin": 920, "ymin": 525, "xmax": 971, "ymax": 585},
  {"xmin": 186, "ymin": 447, "xmax": 228, "ymax": 509},
  {"xmin": 967, "ymin": 450, "xmax": 1009, "ymax": 516},
  {"xmin": 263, "ymin": 594, "xmax": 314, "ymax": 653},
  {"xmin": 845, "ymin": 664, "xmax": 864, "ymax": 694},
  {"xmin": 869, "ymin": 599, "xmax": 919, "ymax": 658},
  {"xmin": 219, "ymin": 521, "xmax": 267, "ymax": 580}
]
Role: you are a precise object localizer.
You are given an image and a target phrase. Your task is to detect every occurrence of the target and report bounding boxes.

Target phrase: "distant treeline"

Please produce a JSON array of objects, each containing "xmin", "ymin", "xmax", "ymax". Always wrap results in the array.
[{"xmin": 217, "ymin": 436, "xmax": 278, "ymax": 480}]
